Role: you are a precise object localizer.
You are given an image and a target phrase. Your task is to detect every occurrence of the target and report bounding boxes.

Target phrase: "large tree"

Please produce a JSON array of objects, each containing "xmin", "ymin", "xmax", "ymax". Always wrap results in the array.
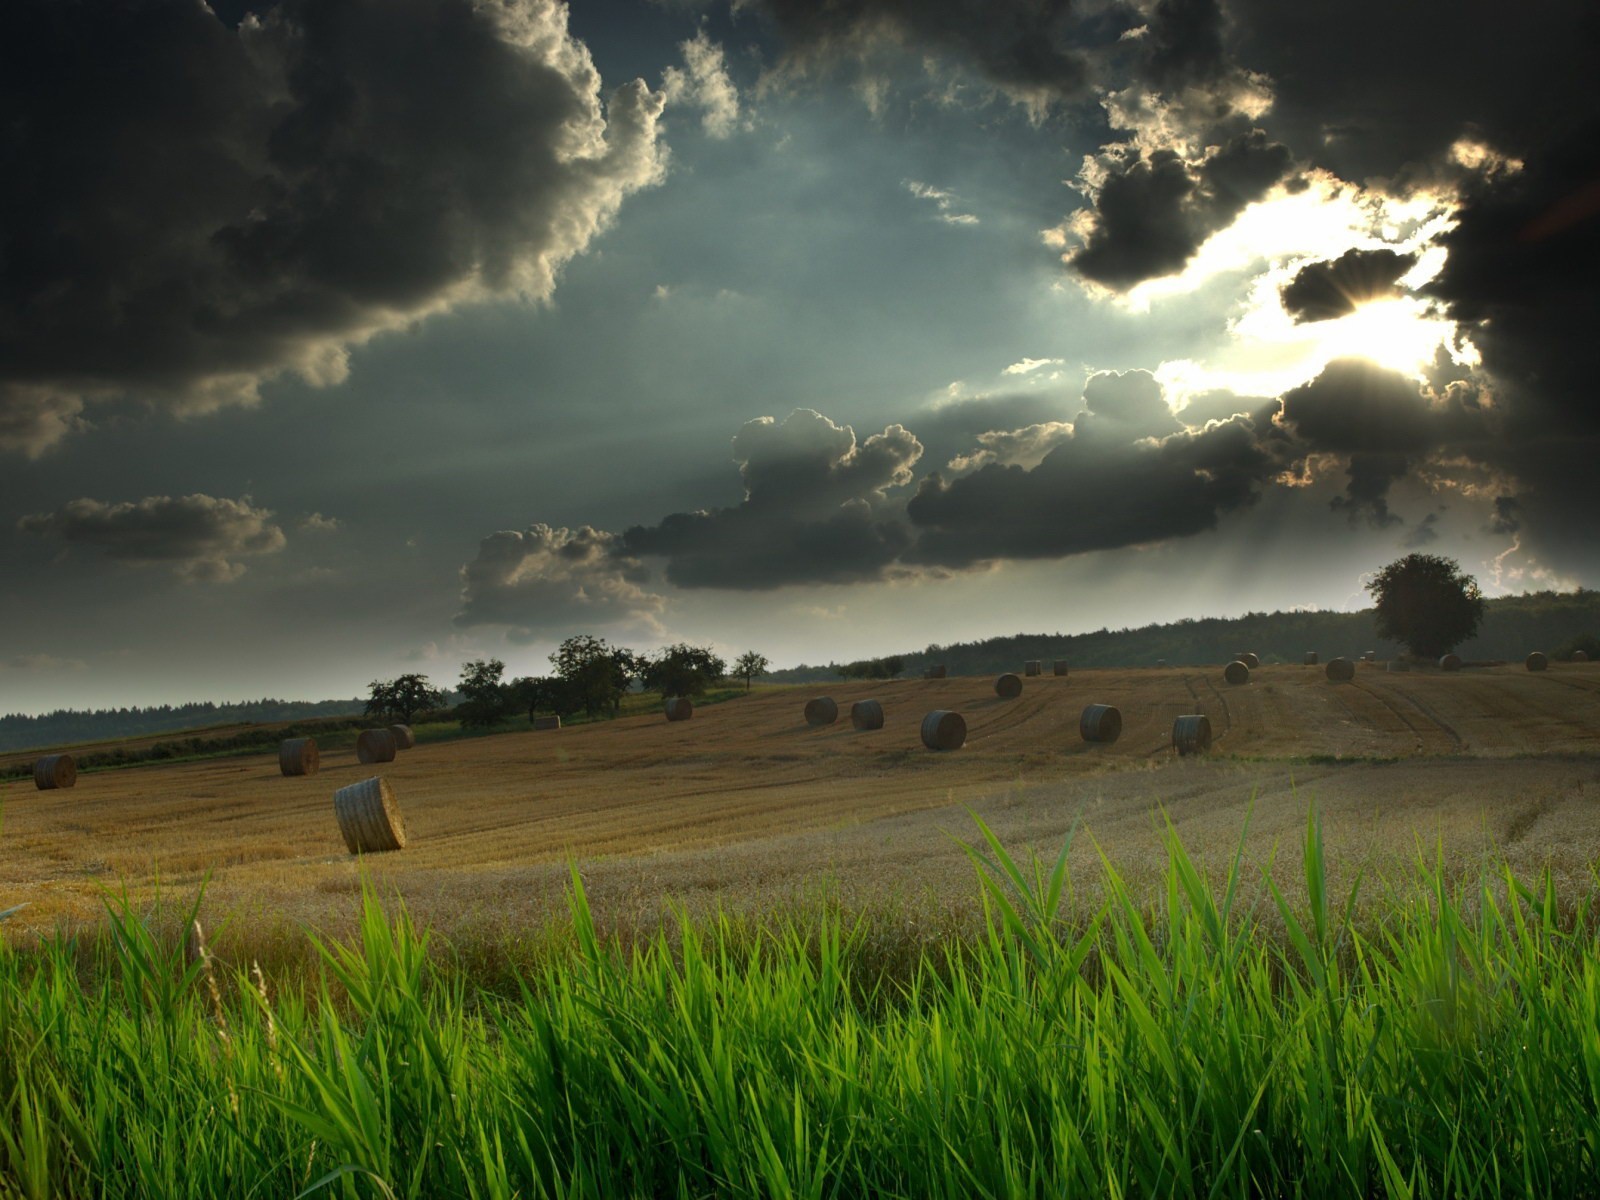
[
  {"xmin": 551, "ymin": 635, "xmax": 640, "ymax": 717},
  {"xmin": 642, "ymin": 643, "xmax": 727, "ymax": 698},
  {"xmin": 1366, "ymin": 553, "xmax": 1487, "ymax": 659},
  {"xmin": 365, "ymin": 674, "xmax": 446, "ymax": 724},
  {"xmin": 456, "ymin": 658, "xmax": 512, "ymax": 728},
  {"xmin": 733, "ymin": 650, "xmax": 769, "ymax": 692}
]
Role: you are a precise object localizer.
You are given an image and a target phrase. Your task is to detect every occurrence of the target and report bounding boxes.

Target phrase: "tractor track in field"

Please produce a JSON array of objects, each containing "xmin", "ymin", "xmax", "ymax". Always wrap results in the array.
[
  {"xmin": 1349, "ymin": 679, "xmax": 1464, "ymax": 750},
  {"xmin": 963, "ymin": 684, "xmax": 1060, "ymax": 747},
  {"xmin": 1194, "ymin": 672, "xmax": 1234, "ymax": 740}
]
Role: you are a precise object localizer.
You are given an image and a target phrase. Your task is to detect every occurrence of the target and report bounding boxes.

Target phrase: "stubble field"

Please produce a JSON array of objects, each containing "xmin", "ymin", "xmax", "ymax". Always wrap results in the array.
[{"xmin": 5, "ymin": 660, "xmax": 1599, "ymax": 949}]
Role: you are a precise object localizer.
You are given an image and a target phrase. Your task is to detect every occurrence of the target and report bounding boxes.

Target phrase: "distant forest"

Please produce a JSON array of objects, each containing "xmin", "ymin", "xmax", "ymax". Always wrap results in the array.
[
  {"xmin": 6, "ymin": 590, "xmax": 1598, "ymax": 751},
  {"xmin": 0, "ymin": 697, "xmax": 365, "ymax": 753},
  {"xmin": 768, "ymin": 590, "xmax": 1600, "ymax": 683}
]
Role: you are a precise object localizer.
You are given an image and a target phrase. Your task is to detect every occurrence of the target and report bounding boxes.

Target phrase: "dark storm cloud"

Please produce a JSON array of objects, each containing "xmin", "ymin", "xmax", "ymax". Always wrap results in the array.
[
  {"xmin": 1068, "ymin": 130, "xmax": 1292, "ymax": 288},
  {"xmin": 1138, "ymin": 0, "xmax": 1227, "ymax": 92},
  {"xmin": 17, "ymin": 494, "xmax": 287, "ymax": 583},
  {"xmin": 1277, "ymin": 360, "xmax": 1475, "ymax": 457},
  {"xmin": 1225, "ymin": 0, "xmax": 1598, "ymax": 184},
  {"xmin": 454, "ymin": 524, "xmax": 666, "ymax": 642},
  {"xmin": 1276, "ymin": 360, "xmax": 1491, "ymax": 528},
  {"xmin": 1279, "ymin": 248, "xmax": 1418, "ymax": 323},
  {"xmin": 755, "ymin": 0, "xmax": 1098, "ymax": 110},
  {"xmin": 621, "ymin": 409, "xmax": 922, "ymax": 589},
  {"xmin": 905, "ymin": 404, "xmax": 1273, "ymax": 566},
  {"xmin": 0, "ymin": 0, "xmax": 665, "ymax": 456},
  {"xmin": 1487, "ymin": 497, "xmax": 1522, "ymax": 537},
  {"xmin": 1426, "ymin": 122, "xmax": 1600, "ymax": 440}
]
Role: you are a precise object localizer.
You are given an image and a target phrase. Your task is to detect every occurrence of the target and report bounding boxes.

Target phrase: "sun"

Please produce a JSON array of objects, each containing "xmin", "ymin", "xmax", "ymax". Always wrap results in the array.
[{"xmin": 1307, "ymin": 296, "xmax": 1460, "ymax": 377}]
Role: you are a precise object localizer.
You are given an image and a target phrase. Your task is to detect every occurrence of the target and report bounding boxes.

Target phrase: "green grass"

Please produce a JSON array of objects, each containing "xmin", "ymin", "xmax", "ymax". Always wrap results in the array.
[{"xmin": 3, "ymin": 806, "xmax": 1599, "ymax": 1198}]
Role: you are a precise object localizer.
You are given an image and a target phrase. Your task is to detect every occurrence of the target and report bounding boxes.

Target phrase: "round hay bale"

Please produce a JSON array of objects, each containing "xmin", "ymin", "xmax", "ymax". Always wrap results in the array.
[
  {"xmin": 1237, "ymin": 652, "xmax": 1261, "ymax": 670},
  {"xmin": 332, "ymin": 776, "xmax": 406, "ymax": 854},
  {"xmin": 665, "ymin": 696, "xmax": 694, "ymax": 722},
  {"xmin": 1439, "ymin": 653, "xmax": 1463, "ymax": 672},
  {"xmin": 1526, "ymin": 651, "xmax": 1549, "ymax": 672},
  {"xmin": 1325, "ymin": 657, "xmax": 1355, "ymax": 682},
  {"xmin": 1023, "ymin": 660, "xmax": 1042, "ymax": 677},
  {"xmin": 1172, "ymin": 714, "xmax": 1212, "ymax": 756},
  {"xmin": 850, "ymin": 699, "xmax": 885, "ymax": 730},
  {"xmin": 927, "ymin": 664, "xmax": 948, "ymax": 679},
  {"xmin": 1304, "ymin": 651, "xmax": 1319, "ymax": 666},
  {"xmin": 1223, "ymin": 660, "xmax": 1250, "ymax": 685},
  {"xmin": 1574, "ymin": 650, "xmax": 1590, "ymax": 662},
  {"xmin": 532, "ymin": 715, "xmax": 561, "ymax": 731},
  {"xmin": 994, "ymin": 673, "xmax": 1023, "ymax": 698},
  {"xmin": 1362, "ymin": 651, "xmax": 1376, "ymax": 663},
  {"xmin": 278, "ymin": 737, "xmax": 319, "ymax": 777},
  {"xmin": 388, "ymin": 724, "xmax": 415, "ymax": 750},
  {"xmin": 920, "ymin": 709, "xmax": 966, "ymax": 750},
  {"xmin": 1387, "ymin": 659, "xmax": 1412, "ymax": 672},
  {"xmin": 1080, "ymin": 703, "xmax": 1122, "ymax": 744},
  {"xmin": 355, "ymin": 729, "xmax": 397, "ymax": 765},
  {"xmin": 33, "ymin": 754, "xmax": 76, "ymax": 790},
  {"xmin": 1053, "ymin": 660, "xmax": 1069, "ymax": 677},
  {"xmin": 1156, "ymin": 659, "xmax": 1167, "ymax": 669},
  {"xmin": 804, "ymin": 697, "xmax": 840, "ymax": 726}
]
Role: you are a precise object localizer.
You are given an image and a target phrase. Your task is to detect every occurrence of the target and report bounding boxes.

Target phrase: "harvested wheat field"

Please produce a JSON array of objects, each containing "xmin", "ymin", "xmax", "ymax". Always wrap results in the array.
[{"xmin": 4, "ymin": 663, "xmax": 1600, "ymax": 947}]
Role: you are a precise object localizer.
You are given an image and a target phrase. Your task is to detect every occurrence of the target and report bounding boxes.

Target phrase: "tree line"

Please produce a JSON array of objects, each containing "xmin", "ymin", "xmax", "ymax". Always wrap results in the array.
[
  {"xmin": 365, "ymin": 639, "xmax": 773, "ymax": 729},
  {"xmin": 0, "ymin": 697, "xmax": 365, "ymax": 754},
  {"xmin": 768, "ymin": 566, "xmax": 1600, "ymax": 682}
]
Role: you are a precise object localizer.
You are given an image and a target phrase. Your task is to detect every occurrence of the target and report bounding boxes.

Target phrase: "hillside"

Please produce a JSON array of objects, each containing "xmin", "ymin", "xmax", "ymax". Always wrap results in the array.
[{"xmin": 768, "ymin": 590, "xmax": 1600, "ymax": 683}]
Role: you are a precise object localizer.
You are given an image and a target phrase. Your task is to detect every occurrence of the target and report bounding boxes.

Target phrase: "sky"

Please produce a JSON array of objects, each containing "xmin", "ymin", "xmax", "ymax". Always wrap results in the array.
[{"xmin": 2, "ymin": 0, "xmax": 1597, "ymax": 714}]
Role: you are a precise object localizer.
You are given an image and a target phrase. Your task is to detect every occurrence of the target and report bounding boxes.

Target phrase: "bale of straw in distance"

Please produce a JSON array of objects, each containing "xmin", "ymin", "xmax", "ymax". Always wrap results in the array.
[
  {"xmin": 1156, "ymin": 659, "xmax": 1167, "ymax": 668},
  {"xmin": 1080, "ymin": 703, "xmax": 1122, "ymax": 744},
  {"xmin": 1223, "ymin": 660, "xmax": 1250, "ymax": 685},
  {"xmin": 920, "ymin": 709, "xmax": 966, "ymax": 750},
  {"xmin": 1024, "ymin": 660, "xmax": 1041, "ymax": 677},
  {"xmin": 356, "ymin": 729, "xmax": 397, "ymax": 764},
  {"xmin": 1305, "ymin": 651, "xmax": 1319, "ymax": 665},
  {"xmin": 664, "ymin": 696, "xmax": 693, "ymax": 722},
  {"xmin": 994, "ymin": 672, "xmax": 1023, "ymax": 698},
  {"xmin": 33, "ymin": 754, "xmax": 76, "ymax": 790},
  {"xmin": 1526, "ymin": 651, "xmax": 1549, "ymax": 672},
  {"xmin": 1362, "ymin": 651, "xmax": 1376, "ymax": 663},
  {"xmin": 1575, "ymin": 650, "xmax": 1590, "ymax": 662},
  {"xmin": 1439, "ymin": 653, "xmax": 1463, "ymax": 672},
  {"xmin": 804, "ymin": 696, "xmax": 840, "ymax": 726},
  {"xmin": 332, "ymin": 776, "xmax": 407, "ymax": 854},
  {"xmin": 1053, "ymin": 660, "xmax": 1069, "ymax": 676},
  {"xmin": 850, "ymin": 699, "xmax": 885, "ymax": 730},
  {"xmin": 278, "ymin": 737, "xmax": 319, "ymax": 777},
  {"xmin": 927, "ymin": 664, "xmax": 947, "ymax": 679},
  {"xmin": 388, "ymin": 724, "xmax": 416, "ymax": 750},
  {"xmin": 1237, "ymin": 652, "xmax": 1261, "ymax": 670},
  {"xmin": 1172, "ymin": 714, "xmax": 1212, "ymax": 756},
  {"xmin": 532, "ymin": 715, "xmax": 561, "ymax": 731},
  {"xmin": 1326, "ymin": 657, "xmax": 1355, "ymax": 682}
]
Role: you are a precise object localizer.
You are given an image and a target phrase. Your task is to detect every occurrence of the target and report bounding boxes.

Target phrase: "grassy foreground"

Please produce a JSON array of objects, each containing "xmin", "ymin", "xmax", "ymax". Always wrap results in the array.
[{"xmin": 2, "ymin": 812, "xmax": 1599, "ymax": 1199}]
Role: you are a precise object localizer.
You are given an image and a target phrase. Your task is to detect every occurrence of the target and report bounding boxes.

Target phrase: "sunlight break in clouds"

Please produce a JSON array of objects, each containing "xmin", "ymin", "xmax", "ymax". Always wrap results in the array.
[{"xmin": 1112, "ymin": 172, "xmax": 1454, "ymax": 311}]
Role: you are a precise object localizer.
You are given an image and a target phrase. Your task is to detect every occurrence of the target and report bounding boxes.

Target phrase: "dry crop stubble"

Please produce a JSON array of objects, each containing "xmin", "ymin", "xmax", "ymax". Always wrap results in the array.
[{"xmin": 2, "ymin": 667, "xmax": 1599, "ymax": 948}]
